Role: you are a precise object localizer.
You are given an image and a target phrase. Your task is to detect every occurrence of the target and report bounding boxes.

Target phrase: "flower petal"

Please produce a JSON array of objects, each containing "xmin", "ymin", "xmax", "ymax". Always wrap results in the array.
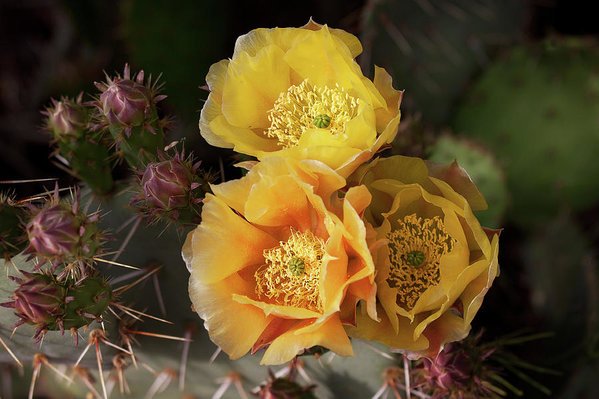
[
  {"xmin": 222, "ymin": 45, "xmax": 290, "ymax": 129},
  {"xmin": 189, "ymin": 273, "xmax": 270, "ymax": 359},
  {"xmin": 189, "ymin": 194, "xmax": 278, "ymax": 284},
  {"xmin": 261, "ymin": 313, "xmax": 353, "ymax": 365}
]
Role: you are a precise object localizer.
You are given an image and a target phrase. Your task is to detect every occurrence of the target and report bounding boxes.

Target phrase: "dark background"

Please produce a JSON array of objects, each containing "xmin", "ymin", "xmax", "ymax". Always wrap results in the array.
[{"xmin": 2, "ymin": 0, "xmax": 599, "ymax": 397}]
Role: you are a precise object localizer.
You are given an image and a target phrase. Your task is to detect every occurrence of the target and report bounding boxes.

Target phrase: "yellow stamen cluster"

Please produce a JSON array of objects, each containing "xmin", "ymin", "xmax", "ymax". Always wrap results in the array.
[
  {"xmin": 386, "ymin": 214, "xmax": 456, "ymax": 310},
  {"xmin": 255, "ymin": 229, "xmax": 325, "ymax": 312},
  {"xmin": 266, "ymin": 79, "xmax": 360, "ymax": 148}
]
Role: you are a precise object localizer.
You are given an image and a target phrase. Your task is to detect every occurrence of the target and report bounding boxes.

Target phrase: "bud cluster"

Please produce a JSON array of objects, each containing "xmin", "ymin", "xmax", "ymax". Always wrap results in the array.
[
  {"xmin": 1, "ymin": 272, "xmax": 112, "ymax": 342},
  {"xmin": 42, "ymin": 94, "xmax": 115, "ymax": 195},
  {"xmin": 41, "ymin": 64, "xmax": 174, "ymax": 195},
  {"xmin": 92, "ymin": 64, "xmax": 168, "ymax": 168},
  {"xmin": 411, "ymin": 331, "xmax": 552, "ymax": 399}
]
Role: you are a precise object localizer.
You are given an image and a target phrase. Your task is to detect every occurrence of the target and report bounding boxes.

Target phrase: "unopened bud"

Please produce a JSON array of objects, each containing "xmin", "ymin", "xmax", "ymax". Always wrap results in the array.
[
  {"xmin": 99, "ymin": 77, "xmax": 149, "ymax": 126},
  {"xmin": 45, "ymin": 96, "xmax": 88, "ymax": 138}
]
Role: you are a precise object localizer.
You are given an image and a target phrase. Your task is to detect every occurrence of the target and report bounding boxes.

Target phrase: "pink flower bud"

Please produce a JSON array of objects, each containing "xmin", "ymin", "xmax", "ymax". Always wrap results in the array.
[
  {"xmin": 141, "ymin": 157, "xmax": 191, "ymax": 211},
  {"xmin": 100, "ymin": 77, "xmax": 149, "ymax": 126},
  {"xmin": 26, "ymin": 204, "xmax": 80, "ymax": 258},
  {"xmin": 44, "ymin": 96, "xmax": 87, "ymax": 138},
  {"xmin": 10, "ymin": 273, "xmax": 63, "ymax": 326}
]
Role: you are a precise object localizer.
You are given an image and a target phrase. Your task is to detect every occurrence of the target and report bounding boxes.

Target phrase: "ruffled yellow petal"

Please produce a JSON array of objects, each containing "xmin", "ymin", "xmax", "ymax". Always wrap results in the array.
[
  {"xmin": 187, "ymin": 194, "xmax": 278, "ymax": 284},
  {"xmin": 233, "ymin": 21, "xmax": 362, "ymax": 60},
  {"xmin": 222, "ymin": 45, "xmax": 290, "ymax": 129},
  {"xmin": 205, "ymin": 59, "xmax": 229, "ymax": 96},
  {"xmin": 283, "ymin": 27, "xmax": 385, "ymax": 110},
  {"xmin": 206, "ymin": 114, "xmax": 279, "ymax": 156},
  {"xmin": 261, "ymin": 314, "xmax": 353, "ymax": 365},
  {"xmin": 415, "ymin": 310, "xmax": 471, "ymax": 359},
  {"xmin": 347, "ymin": 305, "xmax": 429, "ymax": 353},
  {"xmin": 300, "ymin": 19, "xmax": 363, "ymax": 58},
  {"xmin": 232, "ymin": 294, "xmax": 322, "ymax": 319},
  {"xmin": 373, "ymin": 66, "xmax": 403, "ymax": 131},
  {"xmin": 461, "ymin": 233, "xmax": 500, "ymax": 325},
  {"xmin": 189, "ymin": 272, "xmax": 270, "ymax": 359},
  {"xmin": 426, "ymin": 160, "xmax": 488, "ymax": 211}
]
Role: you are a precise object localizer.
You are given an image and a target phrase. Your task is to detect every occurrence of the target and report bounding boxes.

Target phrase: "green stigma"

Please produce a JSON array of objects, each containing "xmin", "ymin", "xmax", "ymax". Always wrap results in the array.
[
  {"xmin": 313, "ymin": 114, "xmax": 331, "ymax": 128},
  {"xmin": 405, "ymin": 251, "xmax": 425, "ymax": 267},
  {"xmin": 288, "ymin": 257, "xmax": 305, "ymax": 276}
]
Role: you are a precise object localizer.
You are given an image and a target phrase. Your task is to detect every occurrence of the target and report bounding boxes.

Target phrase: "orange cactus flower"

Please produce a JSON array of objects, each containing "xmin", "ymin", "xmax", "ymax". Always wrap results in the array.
[
  {"xmin": 182, "ymin": 157, "xmax": 377, "ymax": 364},
  {"xmin": 199, "ymin": 20, "xmax": 402, "ymax": 177},
  {"xmin": 346, "ymin": 155, "xmax": 500, "ymax": 359}
]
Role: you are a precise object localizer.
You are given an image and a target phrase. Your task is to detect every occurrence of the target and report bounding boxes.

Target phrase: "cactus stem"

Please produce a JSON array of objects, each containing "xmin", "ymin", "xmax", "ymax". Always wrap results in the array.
[{"xmin": 0, "ymin": 335, "xmax": 23, "ymax": 368}]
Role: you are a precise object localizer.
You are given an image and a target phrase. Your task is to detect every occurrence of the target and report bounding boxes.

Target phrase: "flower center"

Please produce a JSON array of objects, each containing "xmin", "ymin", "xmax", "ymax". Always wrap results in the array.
[
  {"xmin": 386, "ymin": 214, "xmax": 456, "ymax": 310},
  {"xmin": 266, "ymin": 79, "xmax": 359, "ymax": 148},
  {"xmin": 255, "ymin": 229, "xmax": 324, "ymax": 312}
]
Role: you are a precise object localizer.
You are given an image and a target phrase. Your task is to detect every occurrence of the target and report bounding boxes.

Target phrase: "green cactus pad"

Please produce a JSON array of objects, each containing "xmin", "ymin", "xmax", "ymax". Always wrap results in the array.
[
  {"xmin": 428, "ymin": 135, "xmax": 508, "ymax": 227},
  {"xmin": 57, "ymin": 136, "xmax": 114, "ymax": 195},
  {"xmin": 61, "ymin": 277, "xmax": 112, "ymax": 330},
  {"xmin": 453, "ymin": 39, "xmax": 599, "ymax": 225},
  {"xmin": 109, "ymin": 121, "xmax": 164, "ymax": 169}
]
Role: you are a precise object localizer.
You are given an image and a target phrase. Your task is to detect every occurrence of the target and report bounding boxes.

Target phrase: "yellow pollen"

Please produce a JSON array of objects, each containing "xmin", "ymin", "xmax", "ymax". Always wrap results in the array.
[
  {"xmin": 255, "ymin": 229, "xmax": 325, "ymax": 312},
  {"xmin": 266, "ymin": 79, "xmax": 360, "ymax": 148},
  {"xmin": 386, "ymin": 214, "xmax": 456, "ymax": 310}
]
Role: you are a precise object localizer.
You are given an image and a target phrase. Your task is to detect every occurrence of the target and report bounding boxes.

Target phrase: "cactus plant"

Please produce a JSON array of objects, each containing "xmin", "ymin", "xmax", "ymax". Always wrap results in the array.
[{"xmin": 42, "ymin": 95, "xmax": 115, "ymax": 196}]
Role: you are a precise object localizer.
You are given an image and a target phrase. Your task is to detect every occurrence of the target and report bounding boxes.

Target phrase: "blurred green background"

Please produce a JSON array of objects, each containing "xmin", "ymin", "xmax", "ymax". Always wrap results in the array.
[{"xmin": 1, "ymin": 0, "xmax": 598, "ymax": 397}]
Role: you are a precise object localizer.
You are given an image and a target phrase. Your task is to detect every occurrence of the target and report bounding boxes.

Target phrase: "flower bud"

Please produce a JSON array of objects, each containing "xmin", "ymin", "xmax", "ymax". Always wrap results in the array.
[
  {"xmin": 132, "ymin": 150, "xmax": 210, "ymax": 225},
  {"xmin": 141, "ymin": 157, "xmax": 191, "ymax": 210},
  {"xmin": 99, "ymin": 72, "xmax": 150, "ymax": 126},
  {"xmin": 8, "ymin": 273, "xmax": 63, "ymax": 326},
  {"xmin": 419, "ymin": 343, "xmax": 471, "ymax": 391},
  {"xmin": 45, "ymin": 96, "xmax": 88, "ymax": 139},
  {"xmin": 24, "ymin": 189, "xmax": 104, "ymax": 270},
  {"xmin": 26, "ymin": 204, "xmax": 80, "ymax": 258}
]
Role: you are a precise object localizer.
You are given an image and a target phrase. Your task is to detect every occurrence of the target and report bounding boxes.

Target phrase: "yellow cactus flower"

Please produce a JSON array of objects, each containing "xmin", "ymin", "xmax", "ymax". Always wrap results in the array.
[
  {"xmin": 199, "ymin": 20, "xmax": 402, "ymax": 177},
  {"xmin": 182, "ymin": 157, "xmax": 377, "ymax": 365},
  {"xmin": 346, "ymin": 155, "xmax": 500, "ymax": 359}
]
